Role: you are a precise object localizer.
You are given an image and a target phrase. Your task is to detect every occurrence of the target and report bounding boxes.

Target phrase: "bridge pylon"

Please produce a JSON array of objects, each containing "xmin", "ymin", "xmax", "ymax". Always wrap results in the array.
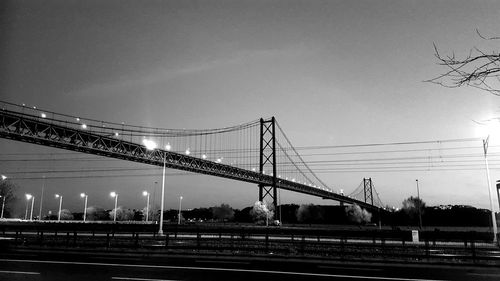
[
  {"xmin": 363, "ymin": 178, "xmax": 374, "ymax": 205},
  {"xmin": 259, "ymin": 117, "xmax": 278, "ymax": 220}
]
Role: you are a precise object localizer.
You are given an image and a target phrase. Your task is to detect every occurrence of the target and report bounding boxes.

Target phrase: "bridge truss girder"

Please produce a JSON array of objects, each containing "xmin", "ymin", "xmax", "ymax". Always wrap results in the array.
[{"xmin": 0, "ymin": 109, "xmax": 380, "ymax": 211}]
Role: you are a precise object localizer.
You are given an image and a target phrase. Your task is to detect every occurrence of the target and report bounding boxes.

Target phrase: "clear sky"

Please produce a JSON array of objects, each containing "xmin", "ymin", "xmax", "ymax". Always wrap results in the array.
[{"xmin": 1, "ymin": 0, "xmax": 500, "ymax": 217}]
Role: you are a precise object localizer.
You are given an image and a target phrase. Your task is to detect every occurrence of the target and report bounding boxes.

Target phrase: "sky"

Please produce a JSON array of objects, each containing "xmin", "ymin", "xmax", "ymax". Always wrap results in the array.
[{"xmin": 1, "ymin": 0, "xmax": 500, "ymax": 218}]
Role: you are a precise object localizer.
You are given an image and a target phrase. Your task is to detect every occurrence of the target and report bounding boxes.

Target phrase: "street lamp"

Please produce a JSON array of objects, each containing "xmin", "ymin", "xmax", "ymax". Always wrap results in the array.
[
  {"xmin": 145, "ymin": 140, "xmax": 170, "ymax": 235},
  {"xmin": 80, "ymin": 193, "xmax": 88, "ymax": 222},
  {"xmin": 0, "ymin": 195, "xmax": 5, "ymax": 219},
  {"xmin": 110, "ymin": 192, "xmax": 118, "ymax": 222},
  {"xmin": 143, "ymin": 191, "xmax": 150, "ymax": 222},
  {"xmin": 483, "ymin": 136, "xmax": 498, "ymax": 242},
  {"xmin": 24, "ymin": 194, "xmax": 32, "ymax": 220},
  {"xmin": 178, "ymin": 196, "xmax": 183, "ymax": 225},
  {"xmin": 55, "ymin": 194, "xmax": 63, "ymax": 221},
  {"xmin": 415, "ymin": 179, "xmax": 423, "ymax": 229},
  {"xmin": 30, "ymin": 195, "xmax": 35, "ymax": 221}
]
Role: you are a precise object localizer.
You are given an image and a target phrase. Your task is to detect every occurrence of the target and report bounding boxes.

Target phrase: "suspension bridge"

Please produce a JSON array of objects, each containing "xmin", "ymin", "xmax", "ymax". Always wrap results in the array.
[{"xmin": 0, "ymin": 101, "xmax": 384, "ymax": 216}]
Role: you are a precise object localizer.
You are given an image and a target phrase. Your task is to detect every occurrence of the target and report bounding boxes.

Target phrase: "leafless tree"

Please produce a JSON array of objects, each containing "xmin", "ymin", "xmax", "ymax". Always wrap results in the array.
[{"xmin": 427, "ymin": 29, "xmax": 500, "ymax": 95}]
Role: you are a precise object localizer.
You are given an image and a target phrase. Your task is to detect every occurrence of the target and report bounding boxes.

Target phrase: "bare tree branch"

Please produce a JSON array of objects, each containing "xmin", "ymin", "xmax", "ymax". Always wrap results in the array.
[{"xmin": 426, "ymin": 31, "xmax": 500, "ymax": 95}]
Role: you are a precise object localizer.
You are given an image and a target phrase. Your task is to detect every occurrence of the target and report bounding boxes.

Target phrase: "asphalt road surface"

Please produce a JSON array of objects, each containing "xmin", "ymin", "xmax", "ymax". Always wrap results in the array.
[{"xmin": 1, "ymin": 251, "xmax": 499, "ymax": 281}]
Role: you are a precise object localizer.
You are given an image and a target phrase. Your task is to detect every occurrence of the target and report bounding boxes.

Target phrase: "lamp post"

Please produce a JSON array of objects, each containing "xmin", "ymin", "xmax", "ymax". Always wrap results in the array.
[
  {"xmin": 39, "ymin": 176, "xmax": 45, "ymax": 220},
  {"xmin": 55, "ymin": 194, "xmax": 63, "ymax": 221},
  {"xmin": 483, "ymin": 136, "xmax": 498, "ymax": 242},
  {"xmin": 0, "ymin": 195, "xmax": 5, "ymax": 219},
  {"xmin": 110, "ymin": 192, "xmax": 118, "ymax": 222},
  {"xmin": 80, "ymin": 193, "xmax": 88, "ymax": 222},
  {"xmin": 143, "ymin": 139, "xmax": 170, "ymax": 235},
  {"xmin": 25, "ymin": 194, "xmax": 32, "ymax": 220},
  {"xmin": 143, "ymin": 191, "xmax": 150, "ymax": 222},
  {"xmin": 416, "ymin": 179, "xmax": 423, "ymax": 229},
  {"xmin": 0, "ymin": 175, "xmax": 6, "ymax": 219},
  {"xmin": 30, "ymin": 195, "xmax": 35, "ymax": 221},
  {"xmin": 178, "ymin": 196, "xmax": 183, "ymax": 225}
]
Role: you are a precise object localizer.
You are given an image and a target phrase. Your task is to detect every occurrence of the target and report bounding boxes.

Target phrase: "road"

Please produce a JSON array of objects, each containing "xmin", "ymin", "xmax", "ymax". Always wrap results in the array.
[{"xmin": 1, "ymin": 250, "xmax": 500, "ymax": 281}]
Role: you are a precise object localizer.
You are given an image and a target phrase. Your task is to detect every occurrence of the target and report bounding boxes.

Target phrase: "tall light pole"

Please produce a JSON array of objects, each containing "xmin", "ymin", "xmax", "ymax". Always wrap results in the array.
[
  {"xmin": 483, "ymin": 136, "xmax": 498, "ymax": 242},
  {"xmin": 55, "ymin": 194, "xmax": 63, "ymax": 221},
  {"xmin": 80, "ymin": 193, "xmax": 88, "ymax": 222},
  {"xmin": 0, "ymin": 195, "xmax": 5, "ymax": 219},
  {"xmin": 143, "ymin": 191, "xmax": 150, "ymax": 222},
  {"xmin": 178, "ymin": 196, "xmax": 183, "ymax": 225},
  {"xmin": 30, "ymin": 195, "xmax": 35, "ymax": 221},
  {"xmin": 39, "ymin": 176, "xmax": 45, "ymax": 220},
  {"xmin": 25, "ymin": 194, "xmax": 32, "ymax": 220},
  {"xmin": 110, "ymin": 192, "xmax": 118, "ymax": 222},
  {"xmin": 415, "ymin": 179, "xmax": 423, "ymax": 229},
  {"xmin": 144, "ymin": 139, "xmax": 170, "ymax": 235}
]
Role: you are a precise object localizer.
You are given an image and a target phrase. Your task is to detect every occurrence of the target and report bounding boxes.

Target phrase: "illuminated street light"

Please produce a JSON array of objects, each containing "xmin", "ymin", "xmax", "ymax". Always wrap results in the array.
[
  {"xmin": 202, "ymin": 154, "xmax": 207, "ymax": 159},
  {"xmin": 80, "ymin": 193, "xmax": 88, "ymax": 222},
  {"xmin": 185, "ymin": 148, "xmax": 190, "ymax": 155},
  {"xmin": 1, "ymin": 175, "xmax": 6, "ymax": 181},
  {"xmin": 81, "ymin": 124, "xmax": 87, "ymax": 129},
  {"xmin": 178, "ymin": 196, "xmax": 183, "ymax": 225},
  {"xmin": 24, "ymin": 194, "xmax": 32, "ymax": 220},
  {"xmin": 143, "ymin": 191, "xmax": 150, "ymax": 222},
  {"xmin": 40, "ymin": 113, "xmax": 47, "ymax": 118},
  {"xmin": 110, "ymin": 192, "xmax": 118, "ymax": 222},
  {"xmin": 144, "ymin": 140, "xmax": 169, "ymax": 235},
  {"xmin": 142, "ymin": 138, "xmax": 157, "ymax": 150},
  {"xmin": 55, "ymin": 194, "xmax": 63, "ymax": 221}
]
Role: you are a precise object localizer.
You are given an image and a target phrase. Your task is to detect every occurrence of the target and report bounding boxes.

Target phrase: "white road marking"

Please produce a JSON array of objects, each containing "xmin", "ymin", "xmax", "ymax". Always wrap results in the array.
[
  {"xmin": 0, "ymin": 258, "xmax": 449, "ymax": 281},
  {"xmin": 112, "ymin": 277, "xmax": 179, "ymax": 281},
  {"xmin": 318, "ymin": 265, "xmax": 383, "ymax": 272},
  {"xmin": 195, "ymin": 260, "xmax": 250, "ymax": 265},
  {"xmin": 0, "ymin": 270, "xmax": 40, "ymax": 275}
]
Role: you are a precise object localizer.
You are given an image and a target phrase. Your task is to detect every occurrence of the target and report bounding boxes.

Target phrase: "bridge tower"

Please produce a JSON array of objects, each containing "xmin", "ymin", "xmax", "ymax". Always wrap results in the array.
[
  {"xmin": 259, "ymin": 117, "xmax": 278, "ymax": 219},
  {"xmin": 363, "ymin": 178, "xmax": 374, "ymax": 205}
]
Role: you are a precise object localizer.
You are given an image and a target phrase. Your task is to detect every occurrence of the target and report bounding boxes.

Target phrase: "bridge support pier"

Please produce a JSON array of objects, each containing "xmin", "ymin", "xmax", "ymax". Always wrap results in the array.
[{"xmin": 259, "ymin": 117, "xmax": 278, "ymax": 221}]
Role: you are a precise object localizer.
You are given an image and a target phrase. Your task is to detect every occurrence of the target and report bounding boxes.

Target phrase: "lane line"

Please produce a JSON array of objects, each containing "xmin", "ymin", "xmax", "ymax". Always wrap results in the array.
[
  {"xmin": 195, "ymin": 260, "xmax": 250, "ymax": 265},
  {"xmin": 0, "ymin": 270, "xmax": 40, "ymax": 275},
  {"xmin": 467, "ymin": 273, "xmax": 500, "ymax": 277},
  {"xmin": 318, "ymin": 265, "xmax": 383, "ymax": 272},
  {"xmin": 0, "ymin": 258, "xmax": 448, "ymax": 281},
  {"xmin": 112, "ymin": 277, "xmax": 180, "ymax": 281}
]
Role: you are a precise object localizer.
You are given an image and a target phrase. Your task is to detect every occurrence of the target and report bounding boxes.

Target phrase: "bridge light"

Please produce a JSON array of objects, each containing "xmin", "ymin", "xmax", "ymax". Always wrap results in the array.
[
  {"xmin": 76, "ymin": 118, "xmax": 80, "ymax": 122},
  {"xmin": 202, "ymin": 154, "xmax": 207, "ymax": 159},
  {"xmin": 185, "ymin": 148, "xmax": 190, "ymax": 155},
  {"xmin": 165, "ymin": 143, "xmax": 171, "ymax": 151},
  {"xmin": 81, "ymin": 124, "xmax": 87, "ymax": 129},
  {"xmin": 292, "ymin": 178, "xmax": 296, "ymax": 182},
  {"xmin": 40, "ymin": 113, "xmax": 46, "ymax": 118},
  {"xmin": 33, "ymin": 106, "xmax": 37, "ymax": 109},
  {"xmin": 1, "ymin": 175, "xmax": 6, "ymax": 180},
  {"xmin": 142, "ymin": 139, "xmax": 157, "ymax": 150},
  {"xmin": 114, "ymin": 132, "xmax": 119, "ymax": 137},
  {"xmin": 216, "ymin": 158, "xmax": 221, "ymax": 163},
  {"xmin": 251, "ymin": 168, "xmax": 256, "ymax": 172}
]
